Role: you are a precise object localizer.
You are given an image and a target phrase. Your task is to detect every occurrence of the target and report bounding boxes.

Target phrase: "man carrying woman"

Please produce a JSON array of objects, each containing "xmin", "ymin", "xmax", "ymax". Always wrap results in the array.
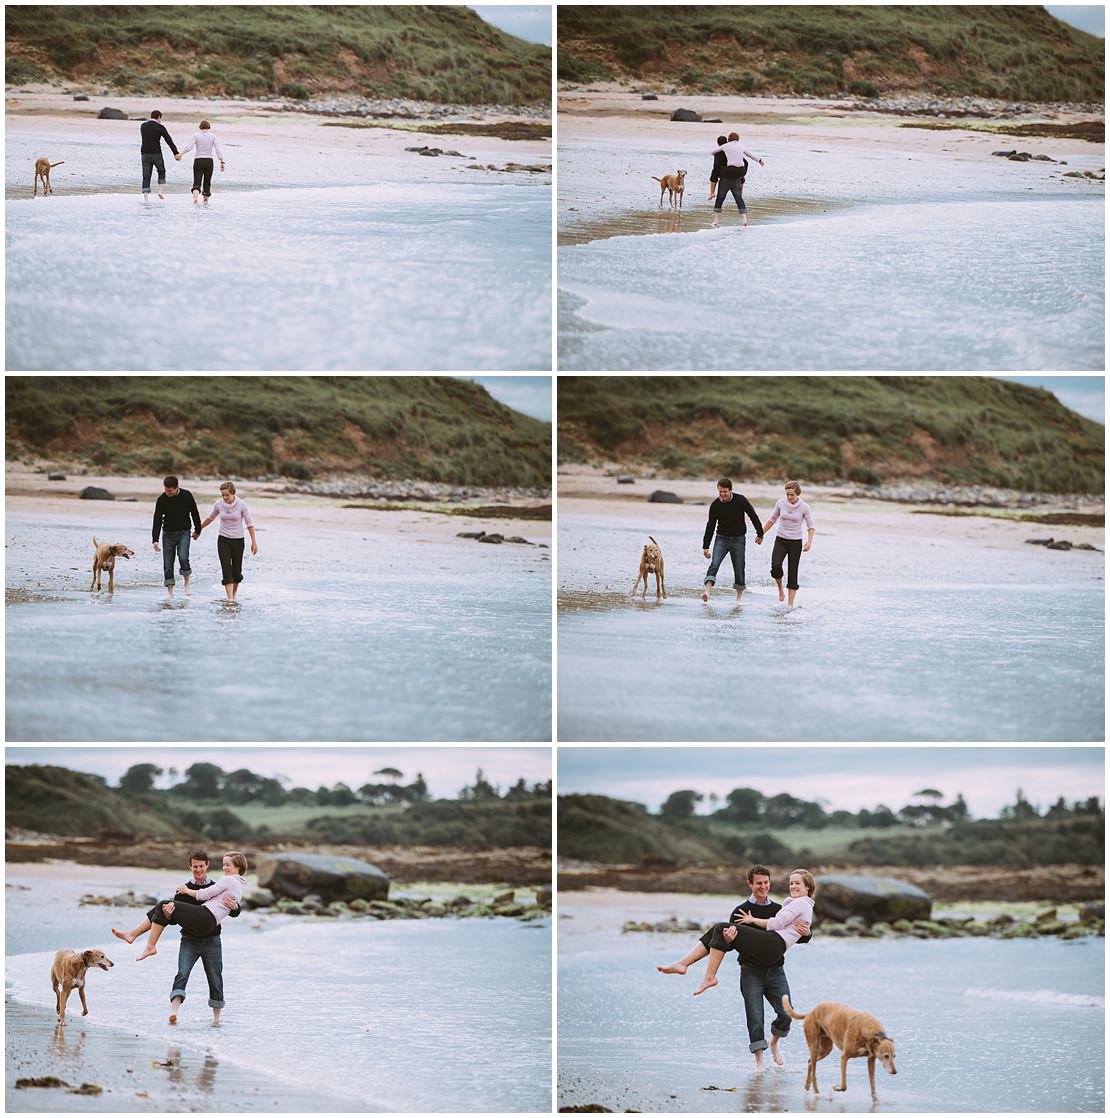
[{"xmin": 710, "ymin": 131, "xmax": 765, "ymax": 228}]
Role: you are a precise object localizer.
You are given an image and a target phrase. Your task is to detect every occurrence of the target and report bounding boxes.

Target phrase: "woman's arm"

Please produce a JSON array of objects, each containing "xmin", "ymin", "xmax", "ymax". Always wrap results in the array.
[
  {"xmin": 248, "ymin": 525, "xmax": 258, "ymax": 555},
  {"xmin": 803, "ymin": 527, "xmax": 815, "ymax": 553},
  {"xmin": 195, "ymin": 879, "xmax": 229, "ymax": 902},
  {"xmin": 766, "ymin": 897, "xmax": 812, "ymax": 933},
  {"xmin": 735, "ymin": 910, "xmax": 769, "ymax": 928}
]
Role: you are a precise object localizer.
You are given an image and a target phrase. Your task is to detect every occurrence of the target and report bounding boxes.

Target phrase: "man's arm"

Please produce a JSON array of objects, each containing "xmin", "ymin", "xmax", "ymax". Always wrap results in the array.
[
  {"xmin": 152, "ymin": 496, "xmax": 163, "ymax": 547},
  {"xmin": 161, "ymin": 124, "xmax": 179, "ymax": 156},
  {"xmin": 702, "ymin": 502, "xmax": 718, "ymax": 551},
  {"xmin": 189, "ymin": 494, "xmax": 202, "ymax": 534},
  {"xmin": 742, "ymin": 497, "xmax": 763, "ymax": 540}
]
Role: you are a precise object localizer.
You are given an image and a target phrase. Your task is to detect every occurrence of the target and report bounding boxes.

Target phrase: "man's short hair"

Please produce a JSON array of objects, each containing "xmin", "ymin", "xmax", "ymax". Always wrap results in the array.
[
  {"xmin": 188, "ymin": 849, "xmax": 210, "ymax": 865},
  {"xmin": 717, "ymin": 478, "xmax": 733, "ymax": 491},
  {"xmin": 747, "ymin": 864, "xmax": 771, "ymax": 884},
  {"xmin": 728, "ymin": 131, "xmax": 740, "ymax": 141},
  {"xmin": 716, "ymin": 134, "xmax": 727, "ymax": 145},
  {"xmin": 163, "ymin": 475, "xmax": 179, "ymax": 488},
  {"xmin": 151, "ymin": 110, "xmax": 163, "ymax": 120}
]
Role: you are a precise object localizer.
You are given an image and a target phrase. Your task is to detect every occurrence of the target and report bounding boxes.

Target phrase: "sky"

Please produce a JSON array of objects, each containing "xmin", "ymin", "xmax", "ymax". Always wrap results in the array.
[
  {"xmin": 996, "ymin": 375, "xmax": 1104, "ymax": 424},
  {"xmin": 1045, "ymin": 4, "xmax": 1105, "ymax": 36},
  {"xmin": 469, "ymin": 5, "xmax": 551, "ymax": 45},
  {"xmin": 457, "ymin": 375, "xmax": 552, "ymax": 421},
  {"xmin": 6, "ymin": 747, "xmax": 550, "ymax": 797},
  {"xmin": 557, "ymin": 747, "xmax": 1104, "ymax": 819}
]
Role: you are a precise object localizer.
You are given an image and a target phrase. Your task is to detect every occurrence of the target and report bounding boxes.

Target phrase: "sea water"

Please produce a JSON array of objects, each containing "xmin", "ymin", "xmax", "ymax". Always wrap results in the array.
[
  {"xmin": 557, "ymin": 136, "xmax": 1104, "ymax": 370},
  {"xmin": 5, "ymin": 506, "xmax": 551, "ymax": 741},
  {"xmin": 558, "ymin": 904, "xmax": 1104, "ymax": 1112},
  {"xmin": 6, "ymin": 871, "xmax": 551, "ymax": 1112},
  {"xmin": 557, "ymin": 507, "xmax": 1104, "ymax": 741}
]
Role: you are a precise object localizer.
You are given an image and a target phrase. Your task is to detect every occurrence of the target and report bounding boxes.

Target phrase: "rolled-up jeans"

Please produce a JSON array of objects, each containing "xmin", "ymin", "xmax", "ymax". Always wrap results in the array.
[
  {"xmin": 141, "ymin": 152, "xmax": 167, "ymax": 193},
  {"xmin": 171, "ymin": 932, "xmax": 225, "ymax": 1008},
  {"xmin": 740, "ymin": 962, "xmax": 792, "ymax": 1053},
  {"xmin": 705, "ymin": 533, "xmax": 746, "ymax": 589},
  {"xmin": 161, "ymin": 529, "xmax": 192, "ymax": 586}
]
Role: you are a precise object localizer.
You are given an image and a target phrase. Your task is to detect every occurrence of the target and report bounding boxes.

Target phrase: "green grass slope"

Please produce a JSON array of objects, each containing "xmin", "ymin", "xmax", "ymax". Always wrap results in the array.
[
  {"xmin": 557, "ymin": 5, "xmax": 1104, "ymax": 103},
  {"xmin": 6, "ymin": 376, "xmax": 552, "ymax": 488},
  {"xmin": 557, "ymin": 376, "xmax": 1104, "ymax": 493},
  {"xmin": 6, "ymin": 5, "xmax": 551, "ymax": 104}
]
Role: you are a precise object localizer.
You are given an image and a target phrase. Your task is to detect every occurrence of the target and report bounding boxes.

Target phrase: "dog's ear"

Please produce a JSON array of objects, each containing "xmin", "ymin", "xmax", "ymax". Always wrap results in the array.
[{"xmin": 82, "ymin": 950, "xmax": 96, "ymax": 966}]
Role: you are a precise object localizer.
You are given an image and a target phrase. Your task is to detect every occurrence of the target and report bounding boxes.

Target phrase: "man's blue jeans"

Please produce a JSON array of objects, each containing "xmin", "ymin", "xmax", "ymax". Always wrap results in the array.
[
  {"xmin": 740, "ymin": 963, "xmax": 792, "ymax": 1053},
  {"xmin": 162, "ymin": 530, "xmax": 192, "ymax": 586},
  {"xmin": 705, "ymin": 533, "xmax": 746, "ymax": 589},
  {"xmin": 171, "ymin": 933, "xmax": 224, "ymax": 1008}
]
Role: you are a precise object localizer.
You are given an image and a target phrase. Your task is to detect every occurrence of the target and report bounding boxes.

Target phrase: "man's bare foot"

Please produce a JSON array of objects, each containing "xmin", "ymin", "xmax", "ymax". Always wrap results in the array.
[
  {"xmin": 770, "ymin": 1038, "xmax": 785, "ymax": 1066},
  {"xmin": 754, "ymin": 1049, "xmax": 765, "ymax": 1069},
  {"xmin": 692, "ymin": 976, "xmax": 718, "ymax": 996},
  {"xmin": 169, "ymin": 1011, "xmax": 178, "ymax": 1025},
  {"xmin": 111, "ymin": 928, "xmax": 136, "ymax": 944},
  {"xmin": 136, "ymin": 946, "xmax": 157, "ymax": 961},
  {"xmin": 656, "ymin": 963, "xmax": 687, "ymax": 975},
  {"xmin": 158, "ymin": 191, "xmax": 165, "ymax": 201},
  {"xmin": 212, "ymin": 1009, "xmax": 221, "ymax": 1026},
  {"xmin": 702, "ymin": 587, "xmax": 710, "ymax": 602},
  {"xmin": 735, "ymin": 591, "xmax": 743, "ymax": 601}
]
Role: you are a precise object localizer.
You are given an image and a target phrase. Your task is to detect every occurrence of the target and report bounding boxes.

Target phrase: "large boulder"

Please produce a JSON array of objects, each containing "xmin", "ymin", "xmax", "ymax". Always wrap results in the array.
[
  {"xmin": 97, "ymin": 107, "xmax": 127, "ymax": 120},
  {"xmin": 648, "ymin": 490, "xmax": 682, "ymax": 504},
  {"xmin": 670, "ymin": 108, "xmax": 700, "ymax": 122},
  {"xmin": 815, "ymin": 875, "xmax": 931, "ymax": 925},
  {"xmin": 255, "ymin": 853, "xmax": 390, "ymax": 903},
  {"xmin": 80, "ymin": 486, "xmax": 114, "ymax": 500}
]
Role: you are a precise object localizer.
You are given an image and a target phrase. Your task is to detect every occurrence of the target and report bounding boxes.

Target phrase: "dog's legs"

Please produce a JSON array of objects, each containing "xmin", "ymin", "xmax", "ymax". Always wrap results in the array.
[
  {"xmin": 90, "ymin": 563, "xmax": 98, "ymax": 592},
  {"xmin": 108, "ymin": 566, "xmax": 114, "ymax": 593},
  {"xmin": 868, "ymin": 1055, "xmax": 877, "ymax": 1099},
  {"xmin": 835, "ymin": 1051, "xmax": 850, "ymax": 1092},
  {"xmin": 78, "ymin": 984, "xmax": 89, "ymax": 1016},
  {"xmin": 630, "ymin": 574, "xmax": 643, "ymax": 596}
]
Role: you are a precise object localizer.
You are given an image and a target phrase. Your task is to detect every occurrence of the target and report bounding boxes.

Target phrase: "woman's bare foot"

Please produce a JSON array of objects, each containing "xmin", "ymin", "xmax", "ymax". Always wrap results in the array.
[
  {"xmin": 111, "ymin": 928, "xmax": 136, "ymax": 944},
  {"xmin": 692, "ymin": 976, "xmax": 718, "ymax": 996},
  {"xmin": 778, "ymin": 586, "xmax": 786, "ymax": 602},
  {"xmin": 136, "ymin": 945, "xmax": 158, "ymax": 961},
  {"xmin": 656, "ymin": 962, "xmax": 687, "ymax": 975}
]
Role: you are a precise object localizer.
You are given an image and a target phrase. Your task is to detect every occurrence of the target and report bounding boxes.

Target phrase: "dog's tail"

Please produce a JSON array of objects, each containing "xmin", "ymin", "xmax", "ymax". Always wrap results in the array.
[
  {"xmin": 50, "ymin": 161, "xmax": 65, "ymax": 168},
  {"xmin": 92, "ymin": 535, "xmax": 99, "ymax": 548},
  {"xmin": 648, "ymin": 535, "xmax": 659, "ymax": 546},
  {"xmin": 651, "ymin": 176, "xmax": 663, "ymax": 183},
  {"xmin": 782, "ymin": 995, "xmax": 807, "ymax": 1020}
]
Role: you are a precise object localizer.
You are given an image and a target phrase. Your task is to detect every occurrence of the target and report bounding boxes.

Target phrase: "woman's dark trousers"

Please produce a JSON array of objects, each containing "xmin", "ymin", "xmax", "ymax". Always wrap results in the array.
[
  {"xmin": 192, "ymin": 157, "xmax": 214, "ymax": 197},
  {"xmin": 699, "ymin": 921, "xmax": 786, "ymax": 967},
  {"xmin": 218, "ymin": 536, "xmax": 245, "ymax": 585},
  {"xmin": 771, "ymin": 537, "xmax": 803, "ymax": 590},
  {"xmin": 146, "ymin": 899, "xmax": 218, "ymax": 937}
]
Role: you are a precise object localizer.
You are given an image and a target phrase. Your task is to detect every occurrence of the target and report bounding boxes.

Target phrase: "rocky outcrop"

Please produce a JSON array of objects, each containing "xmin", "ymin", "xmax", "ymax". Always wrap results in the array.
[
  {"xmin": 815, "ymin": 874, "xmax": 932, "ymax": 925},
  {"xmin": 79, "ymin": 486, "xmax": 114, "ymax": 500},
  {"xmin": 648, "ymin": 490, "xmax": 683, "ymax": 504},
  {"xmin": 670, "ymin": 108, "xmax": 700, "ymax": 122},
  {"xmin": 255, "ymin": 852, "xmax": 390, "ymax": 903},
  {"xmin": 96, "ymin": 107, "xmax": 127, "ymax": 120}
]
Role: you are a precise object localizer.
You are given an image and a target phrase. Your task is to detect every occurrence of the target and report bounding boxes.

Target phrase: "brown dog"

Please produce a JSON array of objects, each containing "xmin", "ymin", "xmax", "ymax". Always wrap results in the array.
[
  {"xmin": 783, "ymin": 996, "xmax": 897, "ymax": 1099},
  {"xmin": 91, "ymin": 535, "xmax": 135, "ymax": 592},
  {"xmin": 34, "ymin": 158, "xmax": 64, "ymax": 196},
  {"xmin": 51, "ymin": 948, "xmax": 114, "ymax": 1023},
  {"xmin": 631, "ymin": 535, "xmax": 666, "ymax": 598},
  {"xmin": 651, "ymin": 170, "xmax": 686, "ymax": 209}
]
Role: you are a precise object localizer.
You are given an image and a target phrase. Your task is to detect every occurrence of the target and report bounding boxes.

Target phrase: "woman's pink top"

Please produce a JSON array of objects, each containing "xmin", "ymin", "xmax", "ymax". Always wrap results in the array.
[
  {"xmin": 768, "ymin": 497, "xmax": 815, "ymax": 540},
  {"xmin": 195, "ymin": 874, "xmax": 245, "ymax": 924},
  {"xmin": 209, "ymin": 497, "xmax": 254, "ymax": 539},
  {"xmin": 767, "ymin": 894, "xmax": 815, "ymax": 949}
]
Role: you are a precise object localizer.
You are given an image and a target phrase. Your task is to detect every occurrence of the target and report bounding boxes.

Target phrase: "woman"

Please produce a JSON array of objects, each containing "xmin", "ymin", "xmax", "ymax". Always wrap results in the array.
[
  {"xmin": 199, "ymin": 481, "xmax": 257, "ymax": 602},
  {"xmin": 762, "ymin": 480, "xmax": 815, "ymax": 607},
  {"xmin": 111, "ymin": 852, "xmax": 246, "ymax": 961},
  {"xmin": 657, "ymin": 869, "xmax": 816, "ymax": 996},
  {"xmin": 175, "ymin": 119, "xmax": 225, "ymax": 205}
]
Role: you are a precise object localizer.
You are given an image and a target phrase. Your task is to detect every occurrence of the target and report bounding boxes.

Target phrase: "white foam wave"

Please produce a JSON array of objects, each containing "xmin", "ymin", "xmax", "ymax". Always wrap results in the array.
[{"xmin": 966, "ymin": 986, "xmax": 1104, "ymax": 1008}]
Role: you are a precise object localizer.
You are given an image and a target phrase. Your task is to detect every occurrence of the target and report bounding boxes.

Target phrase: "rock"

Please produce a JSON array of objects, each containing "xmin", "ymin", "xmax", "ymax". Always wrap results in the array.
[
  {"xmin": 1079, "ymin": 901, "xmax": 1105, "ymax": 924},
  {"xmin": 419, "ymin": 149, "xmax": 440, "ymax": 157},
  {"xmin": 1025, "ymin": 538, "xmax": 1054, "ymax": 545},
  {"xmin": 1034, "ymin": 908, "xmax": 1057, "ymax": 924},
  {"xmin": 404, "ymin": 146, "xmax": 427, "ymax": 152},
  {"xmin": 999, "ymin": 921, "xmax": 1037, "ymax": 939},
  {"xmin": 80, "ymin": 486, "xmax": 114, "ymax": 500},
  {"xmin": 492, "ymin": 890, "xmax": 515, "ymax": 905},
  {"xmin": 97, "ymin": 107, "xmax": 127, "ymax": 120},
  {"xmin": 536, "ymin": 888, "xmax": 552, "ymax": 908},
  {"xmin": 1046, "ymin": 540, "xmax": 1073, "ymax": 550},
  {"xmin": 456, "ymin": 531, "xmax": 485, "ymax": 539},
  {"xmin": 447, "ymin": 894, "xmax": 473, "ymax": 909},
  {"xmin": 349, "ymin": 898, "xmax": 370, "ymax": 913},
  {"xmin": 67, "ymin": 1084, "xmax": 103, "ymax": 1096},
  {"xmin": 47, "ymin": 472, "xmax": 66, "ymax": 480},
  {"xmin": 505, "ymin": 536, "xmax": 530, "ymax": 544},
  {"xmin": 670, "ymin": 108, "xmax": 701, "ymax": 122},
  {"xmin": 73, "ymin": 94, "xmax": 89, "ymax": 101},
  {"xmin": 1060, "ymin": 923, "xmax": 1093, "ymax": 940},
  {"xmin": 641, "ymin": 93, "xmax": 658, "ymax": 100},
  {"xmin": 988, "ymin": 913, "xmax": 1015, "ymax": 927},
  {"xmin": 1034, "ymin": 919, "xmax": 1069, "ymax": 936},
  {"xmin": 703, "ymin": 118, "xmax": 723, "ymax": 123},
  {"xmin": 423, "ymin": 902, "xmax": 448, "ymax": 917},
  {"xmin": 616, "ymin": 475, "xmax": 635, "ymax": 484},
  {"xmin": 478, "ymin": 533, "xmax": 504, "ymax": 544},
  {"xmin": 815, "ymin": 875, "xmax": 932, "ymax": 925},
  {"xmin": 493, "ymin": 903, "xmax": 526, "ymax": 917},
  {"xmin": 1031, "ymin": 154, "xmax": 1056, "ymax": 161},
  {"xmin": 275, "ymin": 899, "xmax": 308, "ymax": 915},
  {"xmin": 648, "ymin": 490, "xmax": 682, "ymax": 504},
  {"xmin": 16, "ymin": 1077, "xmax": 71, "ymax": 1089},
  {"xmin": 1007, "ymin": 152, "xmax": 1033, "ymax": 161},
  {"xmin": 256, "ymin": 853, "xmax": 390, "ymax": 903},
  {"xmin": 1075, "ymin": 543, "xmax": 1100, "ymax": 551},
  {"xmin": 241, "ymin": 888, "xmax": 275, "ymax": 909},
  {"xmin": 991, "ymin": 150, "xmax": 1017, "ymax": 157}
]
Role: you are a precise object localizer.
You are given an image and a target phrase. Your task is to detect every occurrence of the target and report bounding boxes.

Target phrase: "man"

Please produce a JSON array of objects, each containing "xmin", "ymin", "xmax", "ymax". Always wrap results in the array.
[
  {"xmin": 720, "ymin": 865, "xmax": 811, "ymax": 1070},
  {"xmin": 152, "ymin": 475, "xmax": 202, "ymax": 600},
  {"xmin": 702, "ymin": 477, "xmax": 763, "ymax": 603},
  {"xmin": 168, "ymin": 849, "xmax": 240, "ymax": 1026},
  {"xmin": 140, "ymin": 109, "xmax": 179, "ymax": 201},
  {"xmin": 711, "ymin": 131, "xmax": 764, "ymax": 228}
]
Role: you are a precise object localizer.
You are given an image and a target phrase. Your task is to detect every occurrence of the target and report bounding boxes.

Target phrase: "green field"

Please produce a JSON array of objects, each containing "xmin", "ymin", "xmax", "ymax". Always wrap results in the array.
[
  {"xmin": 557, "ymin": 5, "xmax": 1103, "ymax": 102},
  {"xmin": 6, "ymin": 5, "xmax": 551, "ymax": 104},
  {"xmin": 557, "ymin": 376, "xmax": 1104, "ymax": 494},
  {"xmin": 6, "ymin": 376, "xmax": 552, "ymax": 488}
]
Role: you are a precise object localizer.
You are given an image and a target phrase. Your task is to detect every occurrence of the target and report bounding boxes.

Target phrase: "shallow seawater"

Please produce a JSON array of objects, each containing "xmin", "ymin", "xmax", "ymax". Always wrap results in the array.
[
  {"xmin": 557, "ymin": 137, "xmax": 1104, "ymax": 370},
  {"xmin": 6, "ymin": 184, "xmax": 550, "ymax": 370},
  {"xmin": 6, "ymin": 506, "xmax": 551, "ymax": 741},
  {"xmin": 558, "ymin": 905, "xmax": 1105, "ymax": 1112},
  {"xmin": 557, "ymin": 509, "xmax": 1104, "ymax": 741},
  {"xmin": 6, "ymin": 871, "xmax": 551, "ymax": 1112}
]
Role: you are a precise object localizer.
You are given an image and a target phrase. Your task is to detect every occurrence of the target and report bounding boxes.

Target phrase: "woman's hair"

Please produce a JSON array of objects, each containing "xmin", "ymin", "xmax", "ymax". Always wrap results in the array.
[
  {"xmin": 728, "ymin": 131, "xmax": 740, "ymax": 141},
  {"xmin": 224, "ymin": 851, "xmax": 248, "ymax": 874},
  {"xmin": 219, "ymin": 481, "xmax": 236, "ymax": 495},
  {"xmin": 785, "ymin": 480, "xmax": 801, "ymax": 495},
  {"xmin": 199, "ymin": 120, "xmax": 211, "ymax": 130},
  {"xmin": 790, "ymin": 868, "xmax": 816, "ymax": 896},
  {"xmin": 716, "ymin": 134, "xmax": 728, "ymax": 145}
]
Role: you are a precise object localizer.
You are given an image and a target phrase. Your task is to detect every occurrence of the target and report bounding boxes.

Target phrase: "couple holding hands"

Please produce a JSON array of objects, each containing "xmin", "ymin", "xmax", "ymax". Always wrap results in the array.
[{"xmin": 139, "ymin": 111, "xmax": 226, "ymax": 204}]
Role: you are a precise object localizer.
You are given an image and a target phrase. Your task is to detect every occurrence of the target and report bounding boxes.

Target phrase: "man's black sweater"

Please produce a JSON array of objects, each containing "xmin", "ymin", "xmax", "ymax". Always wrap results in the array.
[
  {"xmin": 140, "ymin": 119, "xmax": 179, "ymax": 156},
  {"xmin": 726, "ymin": 897, "xmax": 812, "ymax": 966},
  {"xmin": 152, "ymin": 490, "xmax": 202, "ymax": 540},
  {"xmin": 703, "ymin": 494, "xmax": 763, "ymax": 549},
  {"xmin": 177, "ymin": 877, "xmax": 240, "ymax": 938}
]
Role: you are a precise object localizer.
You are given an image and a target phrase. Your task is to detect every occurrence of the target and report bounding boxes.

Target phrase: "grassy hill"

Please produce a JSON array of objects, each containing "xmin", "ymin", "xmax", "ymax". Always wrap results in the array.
[
  {"xmin": 557, "ymin": 376, "xmax": 1104, "ymax": 494},
  {"xmin": 557, "ymin": 5, "xmax": 1104, "ymax": 103},
  {"xmin": 6, "ymin": 5, "xmax": 551, "ymax": 104},
  {"xmin": 5, "ymin": 376, "xmax": 551, "ymax": 488}
]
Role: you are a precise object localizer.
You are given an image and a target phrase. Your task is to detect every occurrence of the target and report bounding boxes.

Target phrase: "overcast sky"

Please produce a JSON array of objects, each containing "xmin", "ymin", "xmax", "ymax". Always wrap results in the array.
[
  {"xmin": 1045, "ymin": 4, "xmax": 1104, "ymax": 36},
  {"xmin": 558, "ymin": 747, "xmax": 1104, "ymax": 819},
  {"xmin": 457, "ymin": 375, "xmax": 551, "ymax": 421},
  {"xmin": 469, "ymin": 5, "xmax": 550, "ymax": 44},
  {"xmin": 996, "ymin": 375, "xmax": 1104, "ymax": 424},
  {"xmin": 7, "ymin": 747, "xmax": 550, "ymax": 797}
]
